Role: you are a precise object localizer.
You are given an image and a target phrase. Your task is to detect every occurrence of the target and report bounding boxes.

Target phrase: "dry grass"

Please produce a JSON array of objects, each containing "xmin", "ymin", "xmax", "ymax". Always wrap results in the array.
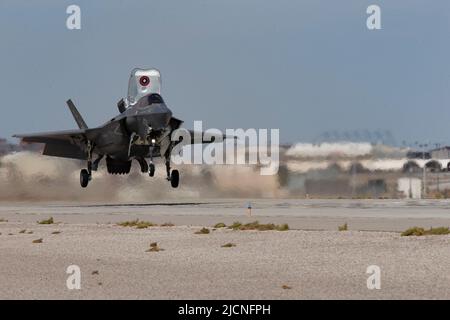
[
  {"xmin": 282, "ymin": 285, "xmax": 292, "ymax": 290},
  {"xmin": 401, "ymin": 226, "xmax": 450, "ymax": 236},
  {"xmin": 32, "ymin": 238, "xmax": 43, "ymax": 243},
  {"xmin": 228, "ymin": 221, "xmax": 289, "ymax": 231},
  {"xmin": 338, "ymin": 223, "xmax": 348, "ymax": 231},
  {"xmin": 37, "ymin": 217, "xmax": 54, "ymax": 225}
]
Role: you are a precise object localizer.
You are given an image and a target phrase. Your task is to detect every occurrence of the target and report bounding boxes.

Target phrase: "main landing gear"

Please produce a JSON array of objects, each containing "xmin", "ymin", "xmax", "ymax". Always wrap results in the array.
[
  {"xmin": 166, "ymin": 158, "xmax": 179, "ymax": 188},
  {"xmin": 79, "ymin": 142, "xmax": 103, "ymax": 188},
  {"xmin": 80, "ymin": 160, "xmax": 93, "ymax": 188},
  {"xmin": 80, "ymin": 168, "xmax": 91, "ymax": 188},
  {"xmin": 145, "ymin": 159, "xmax": 178, "ymax": 188}
]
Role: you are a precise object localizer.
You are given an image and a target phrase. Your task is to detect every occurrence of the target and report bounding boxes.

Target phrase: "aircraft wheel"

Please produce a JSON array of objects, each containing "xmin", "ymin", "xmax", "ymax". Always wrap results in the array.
[
  {"xmin": 170, "ymin": 170, "xmax": 179, "ymax": 188},
  {"xmin": 149, "ymin": 163, "xmax": 155, "ymax": 177},
  {"xmin": 80, "ymin": 169, "xmax": 90, "ymax": 188}
]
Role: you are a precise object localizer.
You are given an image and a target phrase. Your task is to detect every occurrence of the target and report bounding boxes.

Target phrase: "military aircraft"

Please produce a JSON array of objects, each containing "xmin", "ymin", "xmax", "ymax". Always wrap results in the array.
[{"xmin": 14, "ymin": 68, "xmax": 229, "ymax": 188}]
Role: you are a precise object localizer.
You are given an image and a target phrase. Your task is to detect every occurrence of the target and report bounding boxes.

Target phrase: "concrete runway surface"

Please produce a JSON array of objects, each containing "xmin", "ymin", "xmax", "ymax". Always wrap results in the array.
[{"xmin": 0, "ymin": 199, "xmax": 449, "ymax": 299}]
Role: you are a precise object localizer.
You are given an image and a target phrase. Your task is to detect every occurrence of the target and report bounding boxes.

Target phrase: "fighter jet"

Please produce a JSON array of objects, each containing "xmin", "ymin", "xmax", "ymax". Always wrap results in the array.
[{"xmin": 14, "ymin": 68, "xmax": 229, "ymax": 188}]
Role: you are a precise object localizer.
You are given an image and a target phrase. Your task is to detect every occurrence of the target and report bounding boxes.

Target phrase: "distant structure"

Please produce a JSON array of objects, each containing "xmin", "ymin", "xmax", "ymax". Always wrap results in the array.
[
  {"xmin": 314, "ymin": 129, "xmax": 396, "ymax": 146},
  {"xmin": 430, "ymin": 146, "xmax": 450, "ymax": 159}
]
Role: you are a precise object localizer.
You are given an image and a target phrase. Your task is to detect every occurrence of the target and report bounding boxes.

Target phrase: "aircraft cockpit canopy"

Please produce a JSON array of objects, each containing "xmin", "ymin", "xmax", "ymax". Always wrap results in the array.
[{"xmin": 127, "ymin": 68, "xmax": 162, "ymax": 105}]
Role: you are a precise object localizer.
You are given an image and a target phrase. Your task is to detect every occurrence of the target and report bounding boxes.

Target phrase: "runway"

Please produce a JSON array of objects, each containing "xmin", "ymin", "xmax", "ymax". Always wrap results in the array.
[
  {"xmin": 0, "ymin": 199, "xmax": 449, "ymax": 299},
  {"xmin": 1, "ymin": 198, "xmax": 450, "ymax": 232}
]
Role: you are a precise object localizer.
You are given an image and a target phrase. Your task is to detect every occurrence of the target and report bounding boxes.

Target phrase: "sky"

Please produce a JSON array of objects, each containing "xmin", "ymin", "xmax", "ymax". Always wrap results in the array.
[{"xmin": 0, "ymin": 0, "xmax": 449, "ymax": 145}]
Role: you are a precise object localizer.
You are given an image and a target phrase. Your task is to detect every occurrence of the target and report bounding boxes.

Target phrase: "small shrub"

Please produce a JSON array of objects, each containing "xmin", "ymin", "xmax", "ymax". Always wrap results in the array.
[
  {"xmin": 214, "ymin": 222, "xmax": 226, "ymax": 228},
  {"xmin": 426, "ymin": 227, "xmax": 450, "ymax": 235},
  {"xmin": 402, "ymin": 226, "xmax": 449, "ymax": 236},
  {"xmin": 0, "ymin": 218, "xmax": 8, "ymax": 222},
  {"xmin": 146, "ymin": 242, "xmax": 164, "ymax": 252},
  {"xmin": 195, "ymin": 227, "xmax": 210, "ymax": 234},
  {"xmin": 221, "ymin": 243, "xmax": 236, "ymax": 248},
  {"xmin": 282, "ymin": 285, "xmax": 292, "ymax": 290},
  {"xmin": 32, "ymin": 238, "xmax": 43, "ymax": 243},
  {"xmin": 229, "ymin": 221, "xmax": 289, "ymax": 231},
  {"xmin": 276, "ymin": 224, "xmax": 289, "ymax": 231},
  {"xmin": 51, "ymin": 231, "xmax": 61, "ymax": 234},
  {"xmin": 117, "ymin": 219, "xmax": 156, "ymax": 229},
  {"xmin": 136, "ymin": 221, "xmax": 156, "ymax": 229},
  {"xmin": 37, "ymin": 217, "xmax": 54, "ymax": 225},
  {"xmin": 338, "ymin": 223, "xmax": 348, "ymax": 231},
  {"xmin": 161, "ymin": 222, "xmax": 175, "ymax": 227},
  {"xmin": 228, "ymin": 222, "xmax": 242, "ymax": 230},
  {"xmin": 117, "ymin": 219, "xmax": 139, "ymax": 227},
  {"xmin": 19, "ymin": 229, "xmax": 26, "ymax": 234},
  {"xmin": 401, "ymin": 227, "xmax": 425, "ymax": 236}
]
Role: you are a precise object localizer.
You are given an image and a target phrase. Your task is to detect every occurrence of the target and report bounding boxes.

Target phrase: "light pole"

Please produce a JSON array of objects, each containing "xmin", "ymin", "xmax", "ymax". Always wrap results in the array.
[
  {"xmin": 421, "ymin": 143, "xmax": 428, "ymax": 198},
  {"xmin": 435, "ymin": 143, "xmax": 440, "ymax": 193}
]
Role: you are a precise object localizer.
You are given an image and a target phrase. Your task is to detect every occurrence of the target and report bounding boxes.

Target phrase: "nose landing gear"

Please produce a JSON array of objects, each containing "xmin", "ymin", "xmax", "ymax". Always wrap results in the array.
[
  {"xmin": 79, "ymin": 141, "xmax": 97, "ymax": 188},
  {"xmin": 149, "ymin": 163, "xmax": 155, "ymax": 177}
]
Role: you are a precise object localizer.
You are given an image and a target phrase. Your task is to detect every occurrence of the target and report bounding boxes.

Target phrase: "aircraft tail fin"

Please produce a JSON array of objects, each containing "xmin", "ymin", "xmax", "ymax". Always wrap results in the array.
[{"xmin": 66, "ymin": 99, "xmax": 88, "ymax": 129}]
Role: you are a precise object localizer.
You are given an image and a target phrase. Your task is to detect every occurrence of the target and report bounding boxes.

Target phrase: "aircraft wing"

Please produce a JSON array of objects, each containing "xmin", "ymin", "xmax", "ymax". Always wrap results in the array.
[{"xmin": 13, "ymin": 129, "xmax": 88, "ymax": 160}]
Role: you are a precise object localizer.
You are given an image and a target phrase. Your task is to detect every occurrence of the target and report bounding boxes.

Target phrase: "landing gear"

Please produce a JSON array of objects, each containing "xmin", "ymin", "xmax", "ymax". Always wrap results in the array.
[
  {"xmin": 92, "ymin": 154, "xmax": 104, "ymax": 172},
  {"xmin": 149, "ymin": 163, "xmax": 155, "ymax": 177},
  {"xmin": 170, "ymin": 169, "xmax": 179, "ymax": 188},
  {"xmin": 148, "ymin": 140, "xmax": 156, "ymax": 177},
  {"xmin": 165, "ymin": 158, "xmax": 179, "ymax": 188},
  {"xmin": 80, "ymin": 169, "xmax": 91, "ymax": 188},
  {"xmin": 80, "ymin": 141, "xmax": 94, "ymax": 188}
]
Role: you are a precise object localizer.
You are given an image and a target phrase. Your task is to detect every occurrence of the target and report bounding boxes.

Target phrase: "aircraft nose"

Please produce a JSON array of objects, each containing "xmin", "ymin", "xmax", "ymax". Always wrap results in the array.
[
  {"xmin": 125, "ymin": 105, "xmax": 172, "ymax": 139},
  {"xmin": 148, "ymin": 108, "xmax": 171, "ymax": 129}
]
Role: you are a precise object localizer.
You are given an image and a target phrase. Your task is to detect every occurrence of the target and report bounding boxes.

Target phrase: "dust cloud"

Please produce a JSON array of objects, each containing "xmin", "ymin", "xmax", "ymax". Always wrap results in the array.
[{"xmin": 0, "ymin": 152, "xmax": 280, "ymax": 202}]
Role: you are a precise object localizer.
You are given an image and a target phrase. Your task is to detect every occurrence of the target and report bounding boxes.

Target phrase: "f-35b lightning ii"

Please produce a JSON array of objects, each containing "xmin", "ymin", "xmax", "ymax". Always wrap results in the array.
[{"xmin": 14, "ymin": 68, "xmax": 229, "ymax": 188}]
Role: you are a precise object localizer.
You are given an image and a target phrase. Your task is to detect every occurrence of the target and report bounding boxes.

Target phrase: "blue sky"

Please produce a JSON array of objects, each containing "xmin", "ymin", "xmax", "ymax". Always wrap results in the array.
[{"xmin": 0, "ymin": 0, "xmax": 449, "ymax": 145}]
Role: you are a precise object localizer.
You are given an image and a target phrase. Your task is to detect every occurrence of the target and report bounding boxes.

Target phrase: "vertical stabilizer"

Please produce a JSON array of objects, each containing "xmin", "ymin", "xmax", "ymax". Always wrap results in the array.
[{"xmin": 66, "ymin": 99, "xmax": 88, "ymax": 129}]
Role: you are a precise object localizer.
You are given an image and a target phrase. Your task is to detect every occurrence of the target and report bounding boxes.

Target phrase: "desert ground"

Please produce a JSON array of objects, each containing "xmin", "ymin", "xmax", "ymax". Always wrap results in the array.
[{"xmin": 0, "ymin": 199, "xmax": 449, "ymax": 299}]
